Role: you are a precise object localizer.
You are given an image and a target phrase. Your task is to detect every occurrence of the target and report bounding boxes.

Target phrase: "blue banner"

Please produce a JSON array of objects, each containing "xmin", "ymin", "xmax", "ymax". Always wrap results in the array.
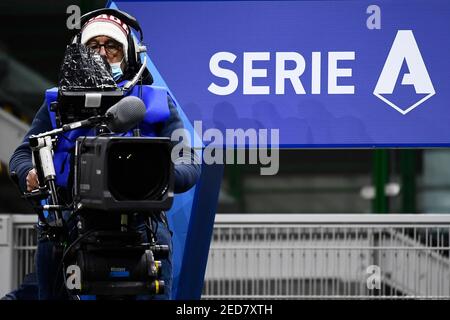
[
  {"xmin": 116, "ymin": 0, "xmax": 450, "ymax": 147},
  {"xmin": 112, "ymin": 0, "xmax": 449, "ymax": 299}
]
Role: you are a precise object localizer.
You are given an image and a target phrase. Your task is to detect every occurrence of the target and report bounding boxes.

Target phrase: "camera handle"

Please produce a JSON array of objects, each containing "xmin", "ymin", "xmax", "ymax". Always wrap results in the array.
[
  {"xmin": 26, "ymin": 114, "xmax": 111, "ymax": 229},
  {"xmin": 29, "ymin": 135, "xmax": 64, "ymax": 227}
]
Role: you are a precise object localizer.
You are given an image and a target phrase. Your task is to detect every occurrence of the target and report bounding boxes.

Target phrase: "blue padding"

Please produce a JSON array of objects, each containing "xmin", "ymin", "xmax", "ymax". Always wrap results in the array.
[
  {"xmin": 109, "ymin": 271, "xmax": 130, "ymax": 278},
  {"xmin": 176, "ymin": 163, "xmax": 224, "ymax": 299}
]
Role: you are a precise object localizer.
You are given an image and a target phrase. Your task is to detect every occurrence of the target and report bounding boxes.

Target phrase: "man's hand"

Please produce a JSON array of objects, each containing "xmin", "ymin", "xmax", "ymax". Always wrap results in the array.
[{"xmin": 26, "ymin": 169, "xmax": 40, "ymax": 192}]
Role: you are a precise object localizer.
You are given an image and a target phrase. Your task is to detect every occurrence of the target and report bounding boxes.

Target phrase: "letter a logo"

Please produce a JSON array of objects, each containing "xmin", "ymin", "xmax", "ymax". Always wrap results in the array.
[
  {"xmin": 373, "ymin": 30, "xmax": 435, "ymax": 115},
  {"xmin": 66, "ymin": 265, "xmax": 81, "ymax": 290},
  {"xmin": 366, "ymin": 265, "xmax": 381, "ymax": 290}
]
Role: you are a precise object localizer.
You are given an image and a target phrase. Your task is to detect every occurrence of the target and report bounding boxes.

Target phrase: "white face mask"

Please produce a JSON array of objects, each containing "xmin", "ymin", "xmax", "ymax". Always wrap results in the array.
[{"xmin": 109, "ymin": 58, "xmax": 124, "ymax": 81}]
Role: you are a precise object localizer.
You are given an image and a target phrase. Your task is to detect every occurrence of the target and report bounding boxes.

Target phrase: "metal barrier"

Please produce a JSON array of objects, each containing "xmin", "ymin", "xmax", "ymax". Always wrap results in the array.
[
  {"xmin": 2, "ymin": 214, "xmax": 450, "ymax": 299},
  {"xmin": 0, "ymin": 214, "xmax": 37, "ymax": 296},
  {"xmin": 202, "ymin": 214, "xmax": 450, "ymax": 299},
  {"xmin": 13, "ymin": 221, "xmax": 37, "ymax": 289}
]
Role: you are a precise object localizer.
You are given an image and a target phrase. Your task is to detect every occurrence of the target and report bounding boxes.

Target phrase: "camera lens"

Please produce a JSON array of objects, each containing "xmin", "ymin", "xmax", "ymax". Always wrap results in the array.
[{"xmin": 107, "ymin": 142, "xmax": 169, "ymax": 201}]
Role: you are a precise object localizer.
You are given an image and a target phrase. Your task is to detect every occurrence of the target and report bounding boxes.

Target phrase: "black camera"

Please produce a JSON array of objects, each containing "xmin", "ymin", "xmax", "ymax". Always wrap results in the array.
[
  {"xmin": 74, "ymin": 136, "xmax": 174, "ymax": 212},
  {"xmin": 59, "ymin": 135, "xmax": 175, "ymax": 297},
  {"xmin": 20, "ymin": 40, "xmax": 175, "ymax": 298}
]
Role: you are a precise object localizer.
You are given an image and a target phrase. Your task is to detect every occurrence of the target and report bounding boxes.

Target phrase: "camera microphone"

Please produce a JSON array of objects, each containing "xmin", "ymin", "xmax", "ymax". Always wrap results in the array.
[
  {"xmin": 59, "ymin": 96, "xmax": 146, "ymax": 134},
  {"xmin": 105, "ymin": 96, "xmax": 147, "ymax": 133}
]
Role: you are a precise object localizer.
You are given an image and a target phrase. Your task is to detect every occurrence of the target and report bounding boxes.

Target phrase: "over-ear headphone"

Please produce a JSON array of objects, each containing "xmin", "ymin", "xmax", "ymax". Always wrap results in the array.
[{"xmin": 72, "ymin": 8, "xmax": 153, "ymax": 85}]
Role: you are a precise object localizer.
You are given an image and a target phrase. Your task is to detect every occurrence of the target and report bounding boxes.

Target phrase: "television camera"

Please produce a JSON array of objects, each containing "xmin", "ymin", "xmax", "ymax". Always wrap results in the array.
[{"xmin": 14, "ymin": 36, "xmax": 174, "ymax": 299}]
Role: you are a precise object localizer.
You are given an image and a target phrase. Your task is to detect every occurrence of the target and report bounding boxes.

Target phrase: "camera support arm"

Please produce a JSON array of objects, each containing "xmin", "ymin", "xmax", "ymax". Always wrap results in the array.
[
  {"xmin": 27, "ymin": 114, "xmax": 113, "ymax": 228},
  {"xmin": 31, "ymin": 114, "xmax": 113, "ymax": 141}
]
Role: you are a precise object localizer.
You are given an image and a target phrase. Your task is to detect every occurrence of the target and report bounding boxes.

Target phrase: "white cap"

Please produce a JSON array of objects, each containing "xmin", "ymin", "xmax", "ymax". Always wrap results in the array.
[{"xmin": 81, "ymin": 14, "xmax": 129, "ymax": 62}]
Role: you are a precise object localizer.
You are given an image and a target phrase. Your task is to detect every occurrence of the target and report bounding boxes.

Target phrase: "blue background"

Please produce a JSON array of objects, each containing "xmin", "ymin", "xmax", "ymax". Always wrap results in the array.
[
  {"xmin": 117, "ymin": 0, "xmax": 450, "ymax": 147},
  {"xmin": 111, "ymin": 0, "xmax": 450, "ymax": 299}
]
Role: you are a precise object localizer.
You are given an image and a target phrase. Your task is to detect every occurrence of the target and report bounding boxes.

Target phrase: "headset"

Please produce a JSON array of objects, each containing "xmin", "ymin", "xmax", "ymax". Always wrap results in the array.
[{"xmin": 71, "ymin": 8, "xmax": 153, "ymax": 88}]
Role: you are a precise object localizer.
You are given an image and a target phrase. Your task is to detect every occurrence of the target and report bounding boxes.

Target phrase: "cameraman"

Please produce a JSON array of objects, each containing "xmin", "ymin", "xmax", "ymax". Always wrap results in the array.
[{"xmin": 7, "ymin": 10, "xmax": 200, "ymax": 300}]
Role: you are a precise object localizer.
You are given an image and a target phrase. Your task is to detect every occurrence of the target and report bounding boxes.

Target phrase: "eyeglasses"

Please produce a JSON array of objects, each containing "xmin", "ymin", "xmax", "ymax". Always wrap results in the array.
[{"xmin": 86, "ymin": 41, "xmax": 123, "ymax": 55}]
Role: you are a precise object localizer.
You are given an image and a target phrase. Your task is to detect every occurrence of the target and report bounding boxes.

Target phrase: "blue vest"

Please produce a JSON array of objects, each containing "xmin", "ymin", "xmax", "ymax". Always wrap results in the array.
[{"xmin": 45, "ymin": 84, "xmax": 170, "ymax": 187}]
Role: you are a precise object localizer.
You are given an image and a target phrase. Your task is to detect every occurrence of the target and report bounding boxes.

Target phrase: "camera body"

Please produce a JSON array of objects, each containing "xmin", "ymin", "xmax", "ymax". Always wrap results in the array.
[
  {"xmin": 60, "ymin": 135, "xmax": 175, "ymax": 297},
  {"xmin": 74, "ymin": 136, "xmax": 174, "ymax": 212}
]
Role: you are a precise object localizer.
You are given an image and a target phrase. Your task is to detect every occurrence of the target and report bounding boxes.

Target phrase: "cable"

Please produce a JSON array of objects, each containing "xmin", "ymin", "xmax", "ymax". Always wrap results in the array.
[
  {"xmin": 144, "ymin": 216, "xmax": 157, "ymax": 244},
  {"xmin": 52, "ymin": 228, "xmax": 97, "ymax": 298},
  {"xmin": 52, "ymin": 127, "xmax": 119, "ymax": 298}
]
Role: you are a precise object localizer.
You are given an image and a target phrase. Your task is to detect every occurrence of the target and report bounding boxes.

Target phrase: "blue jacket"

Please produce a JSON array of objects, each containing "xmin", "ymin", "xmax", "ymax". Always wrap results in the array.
[{"xmin": 9, "ymin": 87, "xmax": 200, "ymax": 195}]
